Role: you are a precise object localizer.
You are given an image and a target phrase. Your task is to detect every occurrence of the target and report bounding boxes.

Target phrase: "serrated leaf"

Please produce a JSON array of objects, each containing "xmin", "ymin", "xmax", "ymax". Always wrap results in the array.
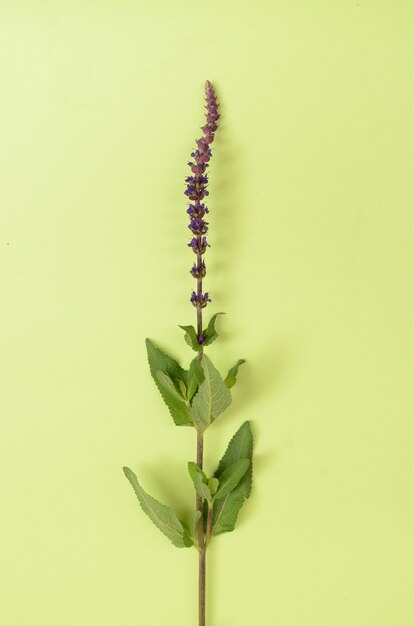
[
  {"xmin": 208, "ymin": 477, "xmax": 219, "ymax": 495},
  {"xmin": 146, "ymin": 338, "xmax": 186, "ymax": 380},
  {"xmin": 212, "ymin": 494, "xmax": 245, "ymax": 534},
  {"xmin": 179, "ymin": 324, "xmax": 202, "ymax": 352},
  {"xmin": 154, "ymin": 370, "xmax": 191, "ymax": 426},
  {"xmin": 187, "ymin": 461, "xmax": 207, "ymax": 483},
  {"xmin": 155, "ymin": 371, "xmax": 185, "ymax": 402},
  {"xmin": 188, "ymin": 462, "xmax": 211, "ymax": 500},
  {"xmin": 212, "ymin": 421, "xmax": 253, "ymax": 535},
  {"xmin": 189, "ymin": 510, "xmax": 202, "ymax": 546},
  {"xmin": 177, "ymin": 379, "xmax": 188, "ymax": 400},
  {"xmin": 215, "ymin": 421, "xmax": 253, "ymax": 496},
  {"xmin": 202, "ymin": 312, "xmax": 225, "ymax": 346},
  {"xmin": 194, "ymin": 472, "xmax": 212, "ymax": 501},
  {"xmin": 214, "ymin": 459, "xmax": 250, "ymax": 500},
  {"xmin": 187, "ymin": 358, "xmax": 205, "ymax": 401},
  {"xmin": 189, "ymin": 355, "xmax": 232, "ymax": 431},
  {"xmin": 145, "ymin": 339, "xmax": 192, "ymax": 426},
  {"xmin": 224, "ymin": 359, "xmax": 246, "ymax": 389},
  {"xmin": 123, "ymin": 466, "xmax": 190, "ymax": 548},
  {"xmin": 181, "ymin": 521, "xmax": 194, "ymax": 547}
]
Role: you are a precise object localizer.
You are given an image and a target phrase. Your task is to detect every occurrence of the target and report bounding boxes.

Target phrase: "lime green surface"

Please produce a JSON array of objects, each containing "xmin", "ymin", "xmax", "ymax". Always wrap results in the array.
[{"xmin": 1, "ymin": 2, "xmax": 413, "ymax": 625}]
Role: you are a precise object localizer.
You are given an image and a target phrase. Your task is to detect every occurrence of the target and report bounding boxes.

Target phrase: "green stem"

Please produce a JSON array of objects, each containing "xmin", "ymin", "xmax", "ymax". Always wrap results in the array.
[
  {"xmin": 196, "ymin": 245, "xmax": 205, "ymax": 625},
  {"xmin": 197, "ymin": 430, "xmax": 205, "ymax": 626}
]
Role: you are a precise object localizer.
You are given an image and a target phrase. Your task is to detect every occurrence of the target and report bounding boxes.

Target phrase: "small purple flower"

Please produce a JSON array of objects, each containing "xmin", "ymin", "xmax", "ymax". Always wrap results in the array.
[
  {"xmin": 187, "ymin": 236, "xmax": 209, "ymax": 255},
  {"xmin": 190, "ymin": 291, "xmax": 211, "ymax": 309},
  {"xmin": 188, "ymin": 218, "xmax": 209, "ymax": 235},
  {"xmin": 190, "ymin": 260, "xmax": 206, "ymax": 278}
]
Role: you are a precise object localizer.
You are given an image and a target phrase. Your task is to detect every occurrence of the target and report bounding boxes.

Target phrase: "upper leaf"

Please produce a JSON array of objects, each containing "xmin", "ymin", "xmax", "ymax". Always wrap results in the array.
[
  {"xmin": 154, "ymin": 371, "xmax": 191, "ymax": 426},
  {"xmin": 202, "ymin": 312, "xmax": 225, "ymax": 346},
  {"xmin": 189, "ymin": 355, "xmax": 232, "ymax": 431},
  {"xmin": 178, "ymin": 325, "xmax": 202, "ymax": 352},
  {"xmin": 186, "ymin": 358, "xmax": 205, "ymax": 401},
  {"xmin": 155, "ymin": 371, "xmax": 186, "ymax": 403},
  {"xmin": 145, "ymin": 339, "xmax": 192, "ymax": 426},
  {"xmin": 214, "ymin": 459, "xmax": 250, "ymax": 500},
  {"xmin": 212, "ymin": 421, "xmax": 253, "ymax": 535},
  {"xmin": 224, "ymin": 359, "xmax": 246, "ymax": 389},
  {"xmin": 123, "ymin": 466, "xmax": 191, "ymax": 548},
  {"xmin": 146, "ymin": 338, "xmax": 186, "ymax": 381}
]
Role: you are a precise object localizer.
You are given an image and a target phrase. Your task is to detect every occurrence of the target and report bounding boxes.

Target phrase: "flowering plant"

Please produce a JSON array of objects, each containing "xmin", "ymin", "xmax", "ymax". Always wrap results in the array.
[{"xmin": 123, "ymin": 81, "xmax": 253, "ymax": 626}]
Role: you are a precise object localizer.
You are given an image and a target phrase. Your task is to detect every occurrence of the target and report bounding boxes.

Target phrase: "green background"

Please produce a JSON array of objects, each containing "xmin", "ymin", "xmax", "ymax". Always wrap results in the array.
[{"xmin": 1, "ymin": 2, "xmax": 413, "ymax": 625}]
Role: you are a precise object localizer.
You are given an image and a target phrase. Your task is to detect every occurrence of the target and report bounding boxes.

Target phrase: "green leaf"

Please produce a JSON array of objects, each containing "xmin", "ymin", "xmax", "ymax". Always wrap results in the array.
[
  {"xmin": 224, "ymin": 359, "xmax": 246, "ymax": 389},
  {"xmin": 145, "ymin": 339, "xmax": 192, "ymax": 426},
  {"xmin": 187, "ymin": 461, "xmax": 207, "ymax": 483},
  {"xmin": 214, "ymin": 459, "xmax": 250, "ymax": 500},
  {"xmin": 178, "ymin": 325, "xmax": 202, "ymax": 352},
  {"xmin": 208, "ymin": 477, "xmax": 219, "ymax": 495},
  {"xmin": 194, "ymin": 472, "xmax": 212, "ymax": 501},
  {"xmin": 189, "ymin": 355, "xmax": 232, "ymax": 431},
  {"xmin": 181, "ymin": 521, "xmax": 194, "ymax": 547},
  {"xmin": 202, "ymin": 312, "xmax": 225, "ymax": 346},
  {"xmin": 177, "ymin": 379, "xmax": 188, "ymax": 400},
  {"xmin": 155, "ymin": 371, "xmax": 185, "ymax": 402},
  {"xmin": 212, "ymin": 494, "xmax": 245, "ymax": 535},
  {"xmin": 188, "ymin": 462, "xmax": 211, "ymax": 500},
  {"xmin": 146, "ymin": 338, "xmax": 186, "ymax": 380},
  {"xmin": 212, "ymin": 421, "xmax": 253, "ymax": 535},
  {"xmin": 189, "ymin": 510, "xmax": 202, "ymax": 546},
  {"xmin": 186, "ymin": 358, "xmax": 205, "ymax": 401},
  {"xmin": 123, "ymin": 467, "xmax": 190, "ymax": 548},
  {"xmin": 153, "ymin": 370, "xmax": 191, "ymax": 426}
]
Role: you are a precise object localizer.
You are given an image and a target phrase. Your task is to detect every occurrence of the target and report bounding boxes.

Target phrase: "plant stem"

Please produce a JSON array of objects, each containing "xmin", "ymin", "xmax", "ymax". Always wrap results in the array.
[
  {"xmin": 197, "ymin": 430, "xmax": 206, "ymax": 626},
  {"xmin": 195, "ymin": 244, "xmax": 206, "ymax": 626}
]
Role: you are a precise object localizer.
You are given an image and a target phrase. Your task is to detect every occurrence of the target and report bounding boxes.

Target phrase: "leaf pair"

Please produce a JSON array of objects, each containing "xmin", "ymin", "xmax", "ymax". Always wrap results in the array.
[
  {"xmin": 179, "ymin": 312, "xmax": 225, "ymax": 352},
  {"xmin": 146, "ymin": 339, "xmax": 244, "ymax": 432},
  {"xmin": 123, "ymin": 421, "xmax": 254, "ymax": 548},
  {"xmin": 188, "ymin": 458, "xmax": 250, "ymax": 503}
]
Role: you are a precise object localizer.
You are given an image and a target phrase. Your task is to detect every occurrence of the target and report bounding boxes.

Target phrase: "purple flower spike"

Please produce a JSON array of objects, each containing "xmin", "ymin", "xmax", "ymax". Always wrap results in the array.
[{"xmin": 185, "ymin": 80, "xmax": 219, "ymax": 323}]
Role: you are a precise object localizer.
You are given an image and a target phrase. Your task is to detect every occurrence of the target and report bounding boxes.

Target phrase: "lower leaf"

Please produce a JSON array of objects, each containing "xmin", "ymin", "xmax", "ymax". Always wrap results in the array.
[{"xmin": 123, "ymin": 467, "xmax": 191, "ymax": 548}]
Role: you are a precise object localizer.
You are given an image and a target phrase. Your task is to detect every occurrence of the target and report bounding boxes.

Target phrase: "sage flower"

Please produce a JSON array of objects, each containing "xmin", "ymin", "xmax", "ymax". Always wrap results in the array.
[{"xmin": 185, "ymin": 80, "xmax": 220, "ymax": 318}]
